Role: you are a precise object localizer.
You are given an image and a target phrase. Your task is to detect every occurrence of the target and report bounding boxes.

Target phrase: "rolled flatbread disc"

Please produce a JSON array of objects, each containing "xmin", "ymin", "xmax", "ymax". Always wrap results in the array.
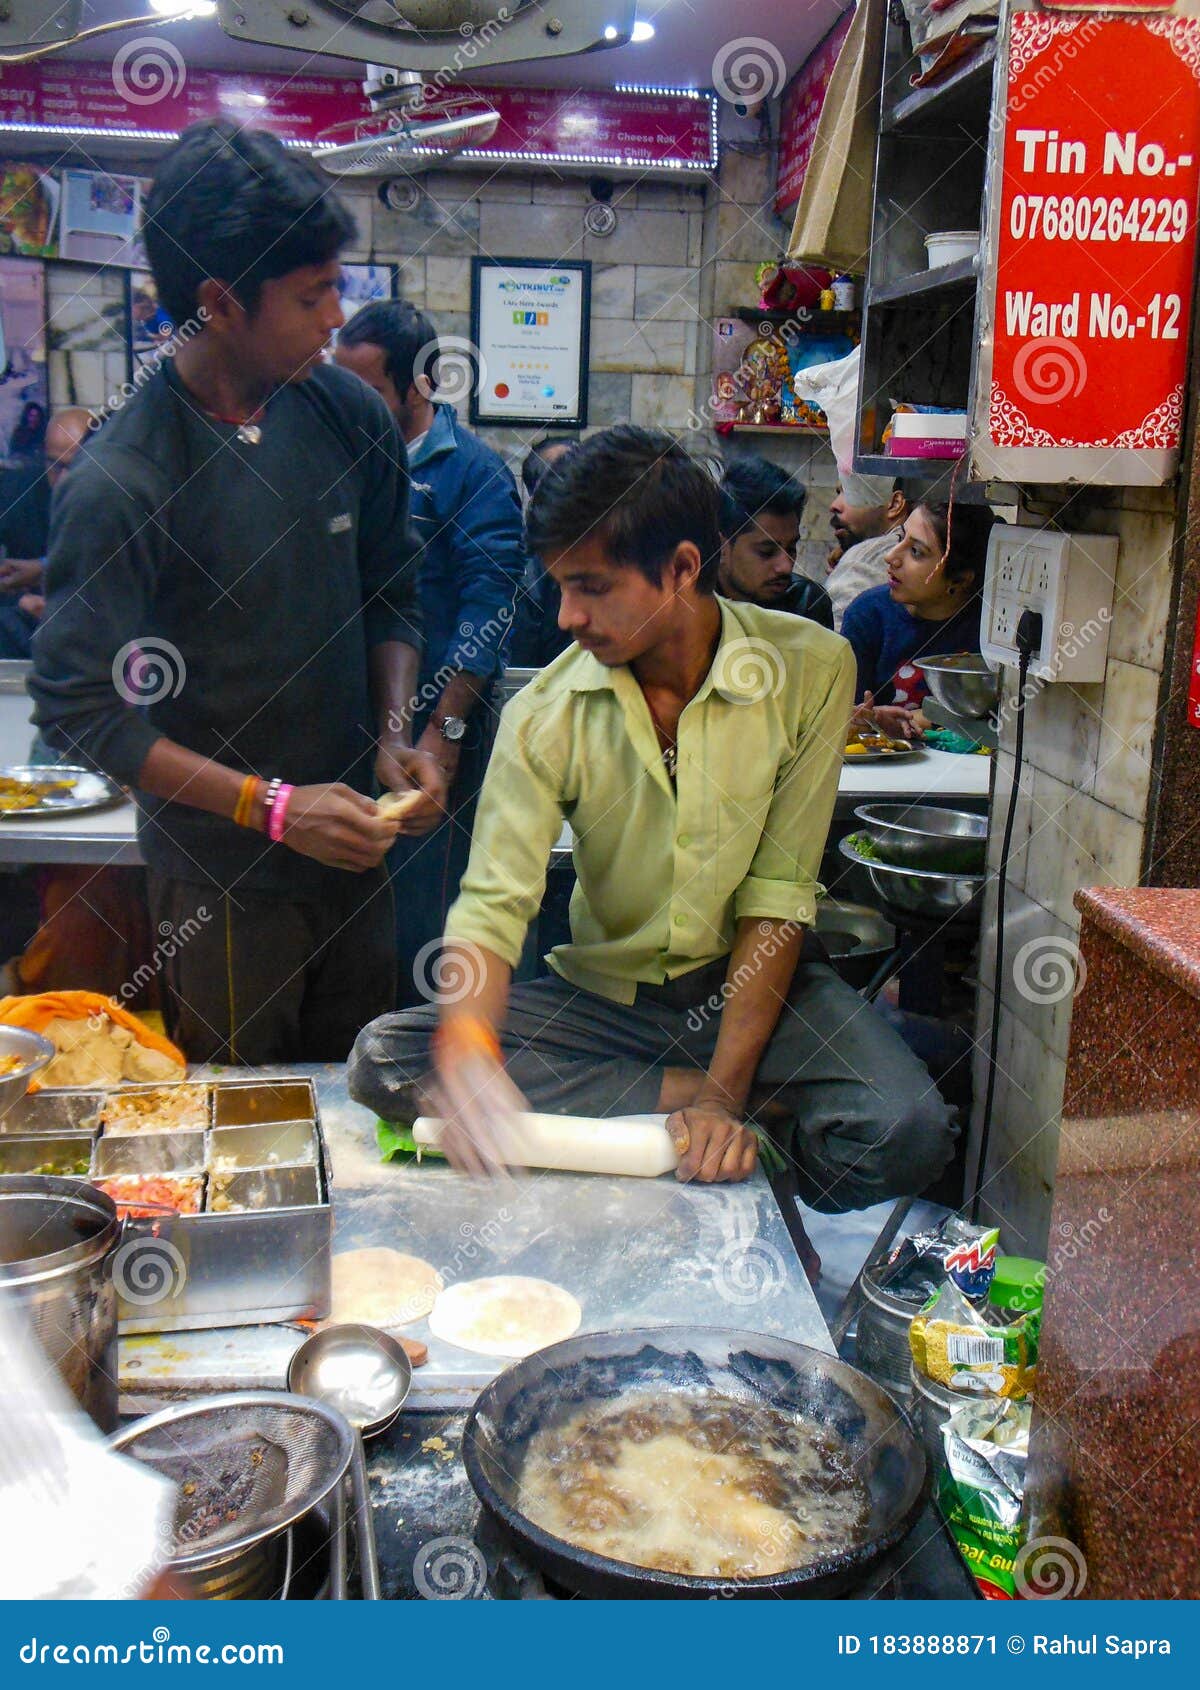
[
  {"xmin": 428, "ymin": 1276, "xmax": 582, "ymax": 1358},
  {"xmin": 376, "ymin": 789, "xmax": 424, "ymax": 821},
  {"xmin": 327, "ymin": 1247, "xmax": 443, "ymax": 1329}
]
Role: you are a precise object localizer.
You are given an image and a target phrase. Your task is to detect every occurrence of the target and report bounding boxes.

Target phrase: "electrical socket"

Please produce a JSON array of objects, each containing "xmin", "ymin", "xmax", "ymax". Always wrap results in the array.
[{"xmin": 982, "ymin": 529, "xmax": 1119, "ymax": 682}]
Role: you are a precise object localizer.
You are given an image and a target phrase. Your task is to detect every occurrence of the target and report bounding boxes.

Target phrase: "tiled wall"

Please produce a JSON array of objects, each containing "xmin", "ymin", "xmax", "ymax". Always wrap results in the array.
[
  {"xmin": 343, "ymin": 149, "xmax": 841, "ymax": 577},
  {"xmin": 969, "ymin": 487, "xmax": 1177, "ymax": 1253}
]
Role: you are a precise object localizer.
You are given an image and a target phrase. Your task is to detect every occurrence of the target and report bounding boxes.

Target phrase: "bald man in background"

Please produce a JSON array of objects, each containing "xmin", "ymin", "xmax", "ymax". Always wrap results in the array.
[{"xmin": 0, "ymin": 408, "xmax": 93, "ymax": 650}]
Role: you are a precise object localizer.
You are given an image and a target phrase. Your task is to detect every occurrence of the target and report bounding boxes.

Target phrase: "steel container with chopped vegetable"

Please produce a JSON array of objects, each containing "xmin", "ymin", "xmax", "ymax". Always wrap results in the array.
[{"xmin": 7, "ymin": 1077, "xmax": 332, "ymax": 1335}]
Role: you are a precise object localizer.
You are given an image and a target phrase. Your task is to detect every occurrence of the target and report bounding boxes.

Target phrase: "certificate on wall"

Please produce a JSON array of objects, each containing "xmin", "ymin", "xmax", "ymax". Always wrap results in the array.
[{"xmin": 470, "ymin": 258, "xmax": 590, "ymax": 428}]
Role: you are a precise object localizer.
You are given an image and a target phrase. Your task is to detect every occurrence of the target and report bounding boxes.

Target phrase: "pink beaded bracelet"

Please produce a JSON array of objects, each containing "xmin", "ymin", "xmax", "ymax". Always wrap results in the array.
[{"xmin": 266, "ymin": 782, "xmax": 294, "ymax": 843}]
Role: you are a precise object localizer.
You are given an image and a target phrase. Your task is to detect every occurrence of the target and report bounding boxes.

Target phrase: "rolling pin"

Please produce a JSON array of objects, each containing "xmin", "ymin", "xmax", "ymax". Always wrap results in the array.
[{"xmin": 412, "ymin": 1112, "xmax": 680, "ymax": 1177}]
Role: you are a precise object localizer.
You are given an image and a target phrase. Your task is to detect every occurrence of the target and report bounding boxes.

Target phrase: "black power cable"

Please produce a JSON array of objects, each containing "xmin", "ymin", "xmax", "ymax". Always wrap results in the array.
[{"xmin": 970, "ymin": 608, "xmax": 1043, "ymax": 1222}]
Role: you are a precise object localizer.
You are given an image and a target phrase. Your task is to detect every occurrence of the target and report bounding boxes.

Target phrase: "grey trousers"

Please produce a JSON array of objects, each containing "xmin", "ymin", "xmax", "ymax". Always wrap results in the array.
[{"xmin": 348, "ymin": 959, "xmax": 958, "ymax": 1214}]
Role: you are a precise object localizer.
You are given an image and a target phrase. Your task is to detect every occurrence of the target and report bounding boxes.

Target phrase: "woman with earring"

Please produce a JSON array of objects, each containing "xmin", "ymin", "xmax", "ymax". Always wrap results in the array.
[{"xmin": 841, "ymin": 499, "xmax": 999, "ymax": 738}]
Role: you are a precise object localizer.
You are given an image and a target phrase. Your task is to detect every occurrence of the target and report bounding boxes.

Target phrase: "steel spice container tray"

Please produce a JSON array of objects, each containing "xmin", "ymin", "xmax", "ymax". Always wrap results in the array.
[{"xmin": 0, "ymin": 1078, "xmax": 331, "ymax": 1334}]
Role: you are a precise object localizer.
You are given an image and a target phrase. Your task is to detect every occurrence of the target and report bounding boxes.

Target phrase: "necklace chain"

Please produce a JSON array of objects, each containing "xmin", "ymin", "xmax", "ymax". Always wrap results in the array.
[{"xmin": 644, "ymin": 695, "xmax": 678, "ymax": 780}]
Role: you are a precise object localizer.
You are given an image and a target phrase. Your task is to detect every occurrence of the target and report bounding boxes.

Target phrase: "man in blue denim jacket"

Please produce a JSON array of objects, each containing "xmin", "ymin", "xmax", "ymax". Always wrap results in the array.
[{"xmin": 337, "ymin": 301, "xmax": 526, "ymax": 1004}]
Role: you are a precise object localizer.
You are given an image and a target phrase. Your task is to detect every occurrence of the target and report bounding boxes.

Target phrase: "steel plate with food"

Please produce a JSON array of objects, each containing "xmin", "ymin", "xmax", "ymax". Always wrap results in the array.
[
  {"xmin": 463, "ymin": 1327, "xmax": 927, "ymax": 1598},
  {"xmin": 0, "ymin": 765, "xmax": 122, "ymax": 818},
  {"xmin": 843, "ymin": 731, "xmax": 919, "ymax": 761},
  {"xmin": 99, "ymin": 1084, "xmax": 211, "ymax": 1134}
]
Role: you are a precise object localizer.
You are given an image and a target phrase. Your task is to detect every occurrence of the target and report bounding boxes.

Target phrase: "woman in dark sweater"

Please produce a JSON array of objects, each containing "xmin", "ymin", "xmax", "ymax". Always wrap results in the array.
[{"xmin": 841, "ymin": 499, "xmax": 998, "ymax": 728}]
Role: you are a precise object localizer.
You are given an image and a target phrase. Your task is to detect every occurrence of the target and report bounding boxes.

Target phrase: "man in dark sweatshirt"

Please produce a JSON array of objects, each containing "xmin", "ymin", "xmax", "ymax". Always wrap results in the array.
[{"xmin": 29, "ymin": 122, "xmax": 446, "ymax": 1063}]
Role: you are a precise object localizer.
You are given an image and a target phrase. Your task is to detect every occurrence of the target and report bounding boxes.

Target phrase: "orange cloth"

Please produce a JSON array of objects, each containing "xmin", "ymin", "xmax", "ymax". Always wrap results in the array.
[{"xmin": 0, "ymin": 991, "xmax": 185, "ymax": 1087}]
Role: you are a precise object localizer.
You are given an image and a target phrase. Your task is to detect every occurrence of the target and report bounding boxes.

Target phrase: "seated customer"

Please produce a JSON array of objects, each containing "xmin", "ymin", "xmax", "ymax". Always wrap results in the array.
[
  {"xmin": 350, "ymin": 426, "xmax": 956, "ymax": 1223},
  {"xmin": 717, "ymin": 456, "xmax": 833, "ymax": 628},
  {"xmin": 825, "ymin": 474, "xmax": 910, "ymax": 632},
  {"xmin": 841, "ymin": 499, "xmax": 997, "ymax": 728}
]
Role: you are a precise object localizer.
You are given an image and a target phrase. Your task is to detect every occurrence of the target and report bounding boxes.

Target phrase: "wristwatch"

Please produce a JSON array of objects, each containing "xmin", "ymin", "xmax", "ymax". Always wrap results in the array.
[{"xmin": 435, "ymin": 714, "xmax": 467, "ymax": 743}]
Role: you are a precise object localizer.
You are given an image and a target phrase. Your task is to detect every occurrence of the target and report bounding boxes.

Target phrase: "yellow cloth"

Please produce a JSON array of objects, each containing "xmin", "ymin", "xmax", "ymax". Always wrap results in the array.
[{"xmin": 445, "ymin": 597, "xmax": 856, "ymax": 1005}]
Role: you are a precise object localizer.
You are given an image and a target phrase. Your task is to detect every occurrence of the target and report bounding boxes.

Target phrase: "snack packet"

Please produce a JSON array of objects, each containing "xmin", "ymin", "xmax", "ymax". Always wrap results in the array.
[
  {"xmin": 881, "ymin": 1215, "xmax": 1000, "ymax": 1305},
  {"xmin": 910, "ymin": 1281, "xmax": 1038, "ymax": 1398},
  {"xmin": 938, "ymin": 1396, "xmax": 1030, "ymax": 1599}
]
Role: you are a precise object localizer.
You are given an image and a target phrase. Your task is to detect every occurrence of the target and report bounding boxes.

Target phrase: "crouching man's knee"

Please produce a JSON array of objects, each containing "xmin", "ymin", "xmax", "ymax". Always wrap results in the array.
[{"xmin": 346, "ymin": 1007, "xmax": 437, "ymax": 1121}]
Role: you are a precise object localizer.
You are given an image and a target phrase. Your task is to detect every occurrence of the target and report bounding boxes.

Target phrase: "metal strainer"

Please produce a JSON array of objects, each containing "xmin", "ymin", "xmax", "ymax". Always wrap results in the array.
[{"xmin": 110, "ymin": 1391, "xmax": 355, "ymax": 1569}]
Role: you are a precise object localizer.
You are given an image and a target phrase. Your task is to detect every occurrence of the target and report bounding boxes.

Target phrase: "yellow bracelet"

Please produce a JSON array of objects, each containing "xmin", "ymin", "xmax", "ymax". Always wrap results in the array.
[{"xmin": 233, "ymin": 774, "xmax": 259, "ymax": 829}]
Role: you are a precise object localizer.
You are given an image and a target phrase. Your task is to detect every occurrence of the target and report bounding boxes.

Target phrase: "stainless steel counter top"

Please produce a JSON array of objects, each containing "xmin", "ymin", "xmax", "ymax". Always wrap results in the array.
[{"xmin": 118, "ymin": 1063, "xmax": 832, "ymax": 1413}]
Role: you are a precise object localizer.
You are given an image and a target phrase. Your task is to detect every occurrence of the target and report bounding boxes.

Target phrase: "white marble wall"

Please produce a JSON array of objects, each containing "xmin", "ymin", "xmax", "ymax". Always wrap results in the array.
[{"xmin": 969, "ymin": 487, "xmax": 1176, "ymax": 1254}]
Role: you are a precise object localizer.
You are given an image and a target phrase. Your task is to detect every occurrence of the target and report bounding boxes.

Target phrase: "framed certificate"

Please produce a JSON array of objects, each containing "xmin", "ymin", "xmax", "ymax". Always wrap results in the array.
[{"xmin": 470, "ymin": 258, "xmax": 590, "ymax": 428}]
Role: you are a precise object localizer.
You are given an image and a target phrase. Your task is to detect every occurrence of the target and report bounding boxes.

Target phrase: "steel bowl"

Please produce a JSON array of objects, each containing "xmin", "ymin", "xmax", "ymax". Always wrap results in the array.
[
  {"xmin": 918, "ymin": 653, "xmax": 1001, "ymax": 720},
  {"xmin": 853, "ymin": 803, "xmax": 988, "ymax": 874},
  {"xmin": 0, "ymin": 1026, "xmax": 56, "ymax": 1121},
  {"xmin": 838, "ymin": 832, "xmax": 984, "ymax": 923},
  {"xmin": 287, "ymin": 1323, "xmax": 413, "ymax": 1439},
  {"xmin": 813, "ymin": 901, "xmax": 896, "ymax": 992}
]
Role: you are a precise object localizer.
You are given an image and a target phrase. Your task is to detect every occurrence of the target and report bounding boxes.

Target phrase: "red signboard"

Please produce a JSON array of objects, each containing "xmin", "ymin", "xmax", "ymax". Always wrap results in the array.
[
  {"xmin": 775, "ymin": 11, "xmax": 853, "ymax": 214},
  {"xmin": 0, "ymin": 61, "xmax": 716, "ymax": 170},
  {"xmin": 988, "ymin": 11, "xmax": 1200, "ymax": 456}
]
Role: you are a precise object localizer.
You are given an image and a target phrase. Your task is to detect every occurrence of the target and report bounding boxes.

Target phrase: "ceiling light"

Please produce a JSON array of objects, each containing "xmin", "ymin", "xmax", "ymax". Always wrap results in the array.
[
  {"xmin": 604, "ymin": 25, "xmax": 618, "ymax": 40},
  {"xmin": 632, "ymin": 22, "xmax": 655, "ymax": 42}
]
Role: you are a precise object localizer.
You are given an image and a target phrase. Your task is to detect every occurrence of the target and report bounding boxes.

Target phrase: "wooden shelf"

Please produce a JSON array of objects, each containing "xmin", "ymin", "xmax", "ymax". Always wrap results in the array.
[
  {"xmin": 726, "ymin": 424, "xmax": 831, "ymax": 437},
  {"xmin": 884, "ymin": 40, "xmax": 997, "ymax": 136},
  {"xmin": 867, "ymin": 256, "xmax": 978, "ymax": 307},
  {"xmin": 853, "ymin": 452, "xmax": 966, "ymax": 477},
  {"xmin": 731, "ymin": 306, "xmax": 860, "ymax": 332}
]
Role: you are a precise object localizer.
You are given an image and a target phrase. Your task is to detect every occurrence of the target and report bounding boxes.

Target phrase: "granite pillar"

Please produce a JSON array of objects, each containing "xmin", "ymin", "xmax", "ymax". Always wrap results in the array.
[{"xmin": 1026, "ymin": 886, "xmax": 1200, "ymax": 1599}]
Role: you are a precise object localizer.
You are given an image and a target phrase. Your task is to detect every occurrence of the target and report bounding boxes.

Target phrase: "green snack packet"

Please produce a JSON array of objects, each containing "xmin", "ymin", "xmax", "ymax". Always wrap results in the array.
[{"xmin": 938, "ymin": 1397, "xmax": 1030, "ymax": 1599}]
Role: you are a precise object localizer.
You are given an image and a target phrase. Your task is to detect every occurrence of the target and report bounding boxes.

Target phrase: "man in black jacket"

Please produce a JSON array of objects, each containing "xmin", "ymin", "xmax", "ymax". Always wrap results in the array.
[
  {"xmin": 717, "ymin": 456, "xmax": 835, "ymax": 627},
  {"xmin": 29, "ymin": 122, "xmax": 445, "ymax": 1063}
]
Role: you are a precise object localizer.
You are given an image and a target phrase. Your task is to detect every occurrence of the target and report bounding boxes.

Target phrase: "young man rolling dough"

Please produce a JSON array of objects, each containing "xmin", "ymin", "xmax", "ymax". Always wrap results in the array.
[{"xmin": 349, "ymin": 427, "xmax": 956, "ymax": 1214}]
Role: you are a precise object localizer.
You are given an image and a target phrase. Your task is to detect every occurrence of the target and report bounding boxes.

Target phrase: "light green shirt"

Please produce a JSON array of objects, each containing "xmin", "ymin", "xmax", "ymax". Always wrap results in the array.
[{"xmin": 445, "ymin": 597, "xmax": 856, "ymax": 1005}]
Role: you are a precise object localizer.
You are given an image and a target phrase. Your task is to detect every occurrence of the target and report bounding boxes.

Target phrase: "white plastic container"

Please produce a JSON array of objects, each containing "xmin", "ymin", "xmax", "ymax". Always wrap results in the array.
[{"xmin": 925, "ymin": 230, "xmax": 977, "ymax": 268}]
